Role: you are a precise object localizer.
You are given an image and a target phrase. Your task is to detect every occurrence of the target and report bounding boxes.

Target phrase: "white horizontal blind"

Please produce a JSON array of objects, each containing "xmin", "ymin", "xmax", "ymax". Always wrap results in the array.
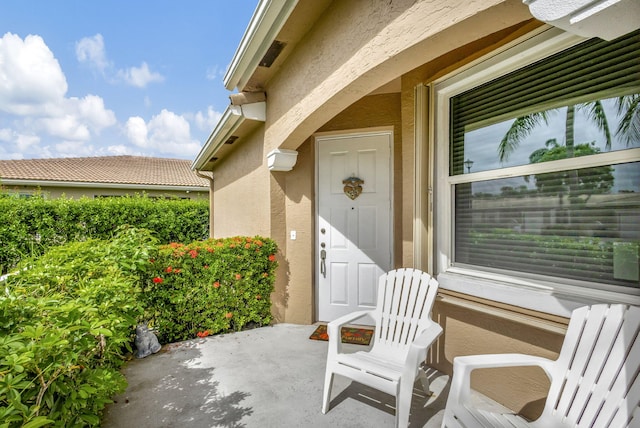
[{"xmin": 450, "ymin": 31, "xmax": 640, "ymax": 289}]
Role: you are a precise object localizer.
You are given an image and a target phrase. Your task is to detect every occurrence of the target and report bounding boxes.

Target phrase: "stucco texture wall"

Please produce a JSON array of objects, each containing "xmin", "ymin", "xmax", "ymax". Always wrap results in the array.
[
  {"xmin": 263, "ymin": 0, "xmax": 532, "ymax": 153},
  {"xmin": 212, "ymin": 127, "xmax": 271, "ymax": 238},
  {"xmin": 272, "ymin": 139, "xmax": 315, "ymax": 324}
]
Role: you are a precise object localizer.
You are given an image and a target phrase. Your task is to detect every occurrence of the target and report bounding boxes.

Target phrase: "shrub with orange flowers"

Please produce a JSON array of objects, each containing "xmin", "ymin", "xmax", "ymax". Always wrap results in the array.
[{"xmin": 143, "ymin": 236, "xmax": 278, "ymax": 343}]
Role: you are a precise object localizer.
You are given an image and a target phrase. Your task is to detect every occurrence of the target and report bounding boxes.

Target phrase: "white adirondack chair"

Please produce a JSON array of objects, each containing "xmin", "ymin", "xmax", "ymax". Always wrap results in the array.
[
  {"xmin": 322, "ymin": 268, "xmax": 442, "ymax": 428},
  {"xmin": 442, "ymin": 303, "xmax": 640, "ymax": 428}
]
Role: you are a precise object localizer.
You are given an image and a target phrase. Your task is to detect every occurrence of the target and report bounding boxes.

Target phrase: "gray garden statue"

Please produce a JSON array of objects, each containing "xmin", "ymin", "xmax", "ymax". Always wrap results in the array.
[{"xmin": 134, "ymin": 324, "xmax": 161, "ymax": 358}]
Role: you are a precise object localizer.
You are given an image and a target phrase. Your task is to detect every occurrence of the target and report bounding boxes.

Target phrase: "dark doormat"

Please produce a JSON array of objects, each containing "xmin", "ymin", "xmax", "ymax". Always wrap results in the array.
[{"xmin": 309, "ymin": 324, "xmax": 374, "ymax": 346}]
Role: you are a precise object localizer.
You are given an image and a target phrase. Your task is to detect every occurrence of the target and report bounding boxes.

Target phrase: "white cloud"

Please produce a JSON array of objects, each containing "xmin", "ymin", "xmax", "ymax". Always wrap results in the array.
[
  {"xmin": 117, "ymin": 62, "xmax": 164, "ymax": 88},
  {"xmin": 75, "ymin": 34, "xmax": 164, "ymax": 88},
  {"xmin": 54, "ymin": 140, "xmax": 97, "ymax": 157},
  {"xmin": 16, "ymin": 133, "xmax": 40, "ymax": 150},
  {"xmin": 125, "ymin": 116, "xmax": 149, "ymax": 147},
  {"xmin": 0, "ymin": 32, "xmax": 67, "ymax": 116},
  {"xmin": 39, "ymin": 115, "xmax": 90, "ymax": 141},
  {"xmin": 0, "ymin": 33, "xmax": 118, "ymax": 159},
  {"xmin": 206, "ymin": 65, "xmax": 224, "ymax": 81},
  {"xmin": 106, "ymin": 144, "xmax": 137, "ymax": 156},
  {"xmin": 194, "ymin": 106, "xmax": 223, "ymax": 131},
  {"xmin": 71, "ymin": 95, "xmax": 117, "ymax": 131},
  {"xmin": 0, "ymin": 128, "xmax": 12, "ymax": 142},
  {"xmin": 125, "ymin": 109, "xmax": 201, "ymax": 156},
  {"xmin": 33, "ymin": 96, "xmax": 116, "ymax": 142},
  {"xmin": 0, "ymin": 128, "xmax": 41, "ymax": 159},
  {"xmin": 0, "ymin": 127, "xmax": 40, "ymax": 150},
  {"xmin": 75, "ymin": 34, "xmax": 109, "ymax": 73}
]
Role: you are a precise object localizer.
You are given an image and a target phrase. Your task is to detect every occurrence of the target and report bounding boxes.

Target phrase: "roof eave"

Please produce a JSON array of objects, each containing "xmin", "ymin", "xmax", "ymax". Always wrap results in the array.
[
  {"xmin": 1, "ymin": 179, "xmax": 209, "ymax": 192},
  {"xmin": 223, "ymin": 0, "xmax": 299, "ymax": 92},
  {"xmin": 191, "ymin": 106, "xmax": 245, "ymax": 171}
]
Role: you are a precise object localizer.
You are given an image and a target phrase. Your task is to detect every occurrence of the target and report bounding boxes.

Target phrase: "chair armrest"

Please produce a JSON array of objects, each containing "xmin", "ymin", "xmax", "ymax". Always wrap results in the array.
[
  {"xmin": 326, "ymin": 310, "xmax": 373, "ymax": 355},
  {"xmin": 404, "ymin": 321, "xmax": 444, "ymax": 377},
  {"xmin": 454, "ymin": 353, "xmax": 555, "ymax": 377},
  {"xmin": 412, "ymin": 321, "xmax": 443, "ymax": 350},
  {"xmin": 447, "ymin": 353, "xmax": 555, "ymax": 409}
]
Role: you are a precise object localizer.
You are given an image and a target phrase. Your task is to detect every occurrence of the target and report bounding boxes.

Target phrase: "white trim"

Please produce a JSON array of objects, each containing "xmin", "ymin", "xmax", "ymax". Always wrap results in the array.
[
  {"xmin": 223, "ymin": 0, "xmax": 298, "ymax": 91},
  {"xmin": 524, "ymin": 0, "xmax": 640, "ymax": 41},
  {"xmin": 1, "ymin": 179, "xmax": 208, "ymax": 192},
  {"xmin": 192, "ymin": 106, "xmax": 244, "ymax": 171},
  {"xmin": 267, "ymin": 148, "xmax": 298, "ymax": 171},
  {"xmin": 433, "ymin": 27, "xmax": 640, "ymax": 313},
  {"xmin": 448, "ymin": 148, "xmax": 640, "ymax": 185}
]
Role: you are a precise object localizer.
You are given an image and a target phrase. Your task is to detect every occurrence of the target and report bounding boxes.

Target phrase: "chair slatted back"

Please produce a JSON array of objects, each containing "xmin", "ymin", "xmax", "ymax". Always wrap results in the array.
[
  {"xmin": 371, "ymin": 269, "xmax": 439, "ymax": 360},
  {"xmin": 544, "ymin": 304, "xmax": 640, "ymax": 427}
]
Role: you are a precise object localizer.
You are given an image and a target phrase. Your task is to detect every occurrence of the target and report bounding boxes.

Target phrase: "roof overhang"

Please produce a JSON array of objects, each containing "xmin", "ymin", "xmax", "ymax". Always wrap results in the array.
[
  {"xmin": 524, "ymin": 0, "xmax": 640, "ymax": 40},
  {"xmin": 1, "ymin": 179, "xmax": 208, "ymax": 192},
  {"xmin": 192, "ymin": 106, "xmax": 246, "ymax": 171},
  {"xmin": 223, "ymin": 0, "xmax": 299, "ymax": 92}
]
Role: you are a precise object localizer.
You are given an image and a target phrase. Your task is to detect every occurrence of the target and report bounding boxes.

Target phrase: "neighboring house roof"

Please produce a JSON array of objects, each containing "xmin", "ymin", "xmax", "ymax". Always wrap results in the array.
[{"xmin": 0, "ymin": 156, "xmax": 210, "ymax": 190}]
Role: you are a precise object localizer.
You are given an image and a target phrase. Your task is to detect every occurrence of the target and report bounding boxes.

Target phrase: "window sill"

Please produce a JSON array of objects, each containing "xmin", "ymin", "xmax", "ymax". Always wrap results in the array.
[{"xmin": 436, "ymin": 268, "xmax": 640, "ymax": 318}]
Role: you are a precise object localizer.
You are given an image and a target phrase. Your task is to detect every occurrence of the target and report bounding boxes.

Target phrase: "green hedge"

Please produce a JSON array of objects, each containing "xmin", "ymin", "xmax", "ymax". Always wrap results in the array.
[
  {"xmin": 0, "ymin": 195, "xmax": 209, "ymax": 274},
  {"xmin": 0, "ymin": 227, "xmax": 158, "ymax": 427},
  {"xmin": 142, "ymin": 236, "xmax": 278, "ymax": 343},
  {"xmin": 0, "ymin": 230, "xmax": 279, "ymax": 426}
]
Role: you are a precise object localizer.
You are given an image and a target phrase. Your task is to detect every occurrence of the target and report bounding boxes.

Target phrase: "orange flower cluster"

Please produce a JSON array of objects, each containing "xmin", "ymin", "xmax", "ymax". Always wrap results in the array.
[{"xmin": 197, "ymin": 330, "xmax": 210, "ymax": 338}]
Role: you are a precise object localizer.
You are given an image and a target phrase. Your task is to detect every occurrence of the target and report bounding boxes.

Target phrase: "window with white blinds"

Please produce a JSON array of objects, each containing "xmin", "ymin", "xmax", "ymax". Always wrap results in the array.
[{"xmin": 449, "ymin": 30, "xmax": 640, "ymax": 290}]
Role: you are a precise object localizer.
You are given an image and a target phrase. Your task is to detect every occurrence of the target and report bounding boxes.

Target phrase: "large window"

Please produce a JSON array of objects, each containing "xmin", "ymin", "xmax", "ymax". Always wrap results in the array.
[{"xmin": 438, "ymin": 29, "xmax": 640, "ymax": 297}]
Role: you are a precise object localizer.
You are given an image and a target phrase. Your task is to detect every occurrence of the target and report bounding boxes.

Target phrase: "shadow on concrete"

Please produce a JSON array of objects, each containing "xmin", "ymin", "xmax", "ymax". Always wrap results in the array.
[
  {"xmin": 103, "ymin": 340, "xmax": 253, "ymax": 427},
  {"xmin": 327, "ymin": 368, "xmax": 450, "ymax": 428}
]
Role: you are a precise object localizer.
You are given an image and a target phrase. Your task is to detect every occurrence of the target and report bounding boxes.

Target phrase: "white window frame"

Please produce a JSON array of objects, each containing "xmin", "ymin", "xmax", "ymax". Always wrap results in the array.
[{"xmin": 432, "ymin": 27, "xmax": 640, "ymax": 317}]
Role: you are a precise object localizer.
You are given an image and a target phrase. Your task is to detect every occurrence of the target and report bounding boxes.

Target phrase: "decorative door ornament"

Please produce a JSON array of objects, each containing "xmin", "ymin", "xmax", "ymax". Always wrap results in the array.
[{"xmin": 343, "ymin": 176, "xmax": 364, "ymax": 200}]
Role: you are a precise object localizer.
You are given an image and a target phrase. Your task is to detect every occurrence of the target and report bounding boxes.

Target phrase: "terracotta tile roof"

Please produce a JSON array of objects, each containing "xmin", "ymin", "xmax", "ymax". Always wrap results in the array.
[{"xmin": 0, "ymin": 156, "xmax": 209, "ymax": 188}]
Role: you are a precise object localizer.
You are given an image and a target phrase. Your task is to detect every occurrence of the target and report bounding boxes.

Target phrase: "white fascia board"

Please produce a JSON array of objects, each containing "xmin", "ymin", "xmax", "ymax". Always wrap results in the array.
[
  {"xmin": 524, "ymin": 0, "xmax": 640, "ymax": 40},
  {"xmin": 191, "ymin": 106, "xmax": 245, "ymax": 170},
  {"xmin": 223, "ymin": 0, "xmax": 298, "ymax": 91},
  {"xmin": 1, "ymin": 179, "xmax": 208, "ymax": 192}
]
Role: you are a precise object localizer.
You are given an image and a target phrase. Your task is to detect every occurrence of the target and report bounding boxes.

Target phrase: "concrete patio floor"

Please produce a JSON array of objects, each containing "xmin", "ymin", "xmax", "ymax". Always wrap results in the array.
[{"xmin": 101, "ymin": 323, "xmax": 451, "ymax": 428}]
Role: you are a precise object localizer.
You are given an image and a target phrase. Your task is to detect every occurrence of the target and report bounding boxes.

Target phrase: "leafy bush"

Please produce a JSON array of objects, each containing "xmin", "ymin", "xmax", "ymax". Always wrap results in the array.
[
  {"xmin": 143, "ymin": 236, "xmax": 278, "ymax": 343},
  {"xmin": 0, "ymin": 195, "xmax": 209, "ymax": 275},
  {"xmin": 0, "ymin": 229, "xmax": 278, "ymax": 426},
  {"xmin": 0, "ymin": 227, "xmax": 158, "ymax": 427}
]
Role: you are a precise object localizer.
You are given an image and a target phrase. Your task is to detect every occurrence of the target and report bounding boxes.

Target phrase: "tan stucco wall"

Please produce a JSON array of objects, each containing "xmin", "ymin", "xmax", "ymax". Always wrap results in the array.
[
  {"xmin": 212, "ymin": 127, "xmax": 272, "ymax": 238},
  {"xmin": 2, "ymin": 185, "xmax": 207, "ymax": 200},
  {"xmin": 263, "ymin": 0, "xmax": 532, "ymax": 153},
  {"xmin": 275, "ymin": 139, "xmax": 315, "ymax": 323}
]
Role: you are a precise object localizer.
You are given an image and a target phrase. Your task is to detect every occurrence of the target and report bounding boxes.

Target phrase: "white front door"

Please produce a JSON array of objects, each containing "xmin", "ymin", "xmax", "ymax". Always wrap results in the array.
[{"xmin": 316, "ymin": 130, "xmax": 392, "ymax": 322}]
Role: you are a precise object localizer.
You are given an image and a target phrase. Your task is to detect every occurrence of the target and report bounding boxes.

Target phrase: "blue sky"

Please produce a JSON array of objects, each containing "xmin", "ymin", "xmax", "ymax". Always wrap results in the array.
[{"xmin": 0, "ymin": 1, "xmax": 258, "ymax": 160}]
